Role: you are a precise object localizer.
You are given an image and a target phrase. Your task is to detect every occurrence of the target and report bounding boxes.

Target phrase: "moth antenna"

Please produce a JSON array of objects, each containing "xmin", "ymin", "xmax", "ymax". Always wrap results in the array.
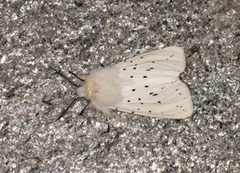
[
  {"xmin": 68, "ymin": 71, "xmax": 85, "ymax": 82},
  {"xmin": 50, "ymin": 66, "xmax": 80, "ymax": 87},
  {"xmin": 79, "ymin": 100, "xmax": 90, "ymax": 116},
  {"xmin": 55, "ymin": 97, "xmax": 82, "ymax": 121}
]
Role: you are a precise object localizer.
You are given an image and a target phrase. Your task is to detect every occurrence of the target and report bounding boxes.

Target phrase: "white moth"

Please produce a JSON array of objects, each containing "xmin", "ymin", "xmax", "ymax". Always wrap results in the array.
[{"xmin": 75, "ymin": 46, "xmax": 193, "ymax": 119}]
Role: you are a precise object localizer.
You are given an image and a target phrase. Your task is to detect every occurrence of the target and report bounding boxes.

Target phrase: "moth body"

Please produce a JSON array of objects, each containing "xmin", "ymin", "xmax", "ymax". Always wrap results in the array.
[
  {"xmin": 76, "ymin": 47, "xmax": 193, "ymax": 119},
  {"xmin": 76, "ymin": 68, "xmax": 124, "ymax": 115}
]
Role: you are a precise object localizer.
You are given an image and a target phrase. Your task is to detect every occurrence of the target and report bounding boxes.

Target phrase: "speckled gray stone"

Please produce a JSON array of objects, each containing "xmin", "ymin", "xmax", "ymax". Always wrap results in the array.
[{"xmin": 0, "ymin": 0, "xmax": 239, "ymax": 172}]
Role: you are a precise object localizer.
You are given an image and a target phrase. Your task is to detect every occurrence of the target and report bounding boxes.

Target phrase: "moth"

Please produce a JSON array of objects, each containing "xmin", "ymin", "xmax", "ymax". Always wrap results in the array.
[{"xmin": 51, "ymin": 47, "xmax": 193, "ymax": 121}]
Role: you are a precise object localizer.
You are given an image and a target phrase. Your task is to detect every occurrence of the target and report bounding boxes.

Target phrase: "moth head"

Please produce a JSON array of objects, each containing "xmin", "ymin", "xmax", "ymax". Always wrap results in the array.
[{"xmin": 76, "ymin": 84, "xmax": 88, "ymax": 99}]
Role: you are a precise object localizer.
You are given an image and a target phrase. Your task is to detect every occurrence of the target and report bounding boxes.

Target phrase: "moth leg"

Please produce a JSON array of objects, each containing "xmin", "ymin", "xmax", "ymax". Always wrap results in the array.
[
  {"xmin": 42, "ymin": 95, "xmax": 52, "ymax": 105},
  {"xmin": 79, "ymin": 100, "xmax": 90, "ymax": 116},
  {"xmin": 106, "ymin": 116, "xmax": 110, "ymax": 133}
]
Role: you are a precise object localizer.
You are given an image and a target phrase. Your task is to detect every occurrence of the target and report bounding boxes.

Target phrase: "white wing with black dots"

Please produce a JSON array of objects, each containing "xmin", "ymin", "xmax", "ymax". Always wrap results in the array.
[{"xmin": 108, "ymin": 47, "xmax": 193, "ymax": 119}]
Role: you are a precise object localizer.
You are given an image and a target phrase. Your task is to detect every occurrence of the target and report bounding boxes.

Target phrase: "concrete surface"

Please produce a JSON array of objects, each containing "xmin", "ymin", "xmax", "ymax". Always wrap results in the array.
[{"xmin": 0, "ymin": 0, "xmax": 239, "ymax": 172}]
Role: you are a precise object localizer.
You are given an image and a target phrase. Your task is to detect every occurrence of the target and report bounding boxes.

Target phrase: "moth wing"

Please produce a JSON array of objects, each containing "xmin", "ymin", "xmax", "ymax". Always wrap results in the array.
[
  {"xmin": 109, "ymin": 47, "xmax": 193, "ymax": 119},
  {"xmin": 110, "ymin": 79, "xmax": 193, "ymax": 119},
  {"xmin": 114, "ymin": 46, "xmax": 186, "ymax": 76}
]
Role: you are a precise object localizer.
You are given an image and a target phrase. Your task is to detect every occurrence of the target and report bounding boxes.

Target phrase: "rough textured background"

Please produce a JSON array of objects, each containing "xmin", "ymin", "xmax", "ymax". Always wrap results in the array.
[{"xmin": 0, "ymin": 0, "xmax": 239, "ymax": 172}]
